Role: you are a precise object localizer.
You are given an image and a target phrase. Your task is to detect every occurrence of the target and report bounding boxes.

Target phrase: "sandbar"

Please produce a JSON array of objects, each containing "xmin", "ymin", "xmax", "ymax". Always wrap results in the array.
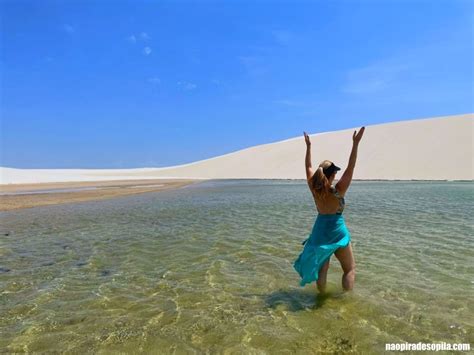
[{"xmin": 0, "ymin": 179, "xmax": 200, "ymax": 211}]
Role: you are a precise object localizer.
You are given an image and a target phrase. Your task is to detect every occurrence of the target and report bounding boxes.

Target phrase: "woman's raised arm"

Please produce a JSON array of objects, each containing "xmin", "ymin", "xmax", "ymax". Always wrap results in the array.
[
  {"xmin": 336, "ymin": 127, "xmax": 365, "ymax": 195},
  {"xmin": 304, "ymin": 132, "xmax": 314, "ymax": 181}
]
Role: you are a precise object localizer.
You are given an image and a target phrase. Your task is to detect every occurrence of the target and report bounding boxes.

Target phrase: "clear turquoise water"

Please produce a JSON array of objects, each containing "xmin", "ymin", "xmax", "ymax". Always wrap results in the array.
[{"xmin": 1, "ymin": 180, "xmax": 473, "ymax": 353}]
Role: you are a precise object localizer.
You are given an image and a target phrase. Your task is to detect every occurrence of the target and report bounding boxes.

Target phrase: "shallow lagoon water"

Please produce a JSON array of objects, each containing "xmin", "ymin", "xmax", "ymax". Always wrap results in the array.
[{"xmin": 1, "ymin": 180, "xmax": 473, "ymax": 353}]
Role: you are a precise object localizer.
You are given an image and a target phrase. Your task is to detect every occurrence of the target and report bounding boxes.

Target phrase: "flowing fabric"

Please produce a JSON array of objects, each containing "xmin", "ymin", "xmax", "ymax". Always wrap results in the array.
[{"xmin": 293, "ymin": 213, "xmax": 351, "ymax": 287}]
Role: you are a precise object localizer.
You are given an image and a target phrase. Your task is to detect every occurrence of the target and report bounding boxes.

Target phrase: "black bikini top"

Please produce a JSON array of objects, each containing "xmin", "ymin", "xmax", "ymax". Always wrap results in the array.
[{"xmin": 316, "ymin": 185, "xmax": 345, "ymax": 214}]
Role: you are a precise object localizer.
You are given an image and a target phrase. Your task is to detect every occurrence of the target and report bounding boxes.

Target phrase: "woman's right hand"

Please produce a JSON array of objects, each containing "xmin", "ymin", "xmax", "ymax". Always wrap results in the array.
[
  {"xmin": 304, "ymin": 131, "xmax": 311, "ymax": 146},
  {"xmin": 353, "ymin": 127, "xmax": 365, "ymax": 144}
]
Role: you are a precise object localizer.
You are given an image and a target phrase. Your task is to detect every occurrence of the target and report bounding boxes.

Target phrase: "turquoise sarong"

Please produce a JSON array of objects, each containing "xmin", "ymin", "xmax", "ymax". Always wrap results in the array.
[{"xmin": 293, "ymin": 213, "xmax": 351, "ymax": 287}]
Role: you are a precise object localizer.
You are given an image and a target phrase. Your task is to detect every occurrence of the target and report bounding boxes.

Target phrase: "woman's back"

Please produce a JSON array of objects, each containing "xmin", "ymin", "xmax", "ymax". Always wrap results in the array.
[{"xmin": 311, "ymin": 185, "xmax": 345, "ymax": 215}]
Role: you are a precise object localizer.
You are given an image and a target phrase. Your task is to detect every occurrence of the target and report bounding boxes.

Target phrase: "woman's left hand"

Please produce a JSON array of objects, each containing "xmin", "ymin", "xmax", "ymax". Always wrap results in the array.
[
  {"xmin": 304, "ymin": 131, "xmax": 311, "ymax": 146},
  {"xmin": 353, "ymin": 127, "xmax": 365, "ymax": 144}
]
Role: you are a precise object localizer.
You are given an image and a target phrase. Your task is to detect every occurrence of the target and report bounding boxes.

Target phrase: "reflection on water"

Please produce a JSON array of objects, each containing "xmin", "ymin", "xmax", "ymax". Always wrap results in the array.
[{"xmin": 0, "ymin": 180, "xmax": 473, "ymax": 352}]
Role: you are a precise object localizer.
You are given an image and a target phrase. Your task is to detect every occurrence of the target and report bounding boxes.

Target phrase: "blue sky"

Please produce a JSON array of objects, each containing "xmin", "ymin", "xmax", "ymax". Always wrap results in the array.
[{"xmin": 1, "ymin": 0, "xmax": 472, "ymax": 168}]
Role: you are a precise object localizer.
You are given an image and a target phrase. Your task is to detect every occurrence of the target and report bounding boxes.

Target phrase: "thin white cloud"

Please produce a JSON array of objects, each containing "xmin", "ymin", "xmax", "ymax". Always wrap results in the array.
[
  {"xmin": 126, "ymin": 35, "xmax": 137, "ymax": 43},
  {"xmin": 339, "ymin": 25, "xmax": 470, "ymax": 97},
  {"xmin": 238, "ymin": 55, "xmax": 269, "ymax": 76},
  {"xmin": 177, "ymin": 81, "xmax": 197, "ymax": 91},
  {"xmin": 238, "ymin": 55, "xmax": 258, "ymax": 67},
  {"xmin": 143, "ymin": 47, "xmax": 152, "ymax": 55},
  {"xmin": 211, "ymin": 79, "xmax": 220, "ymax": 85},
  {"xmin": 248, "ymin": 45, "xmax": 274, "ymax": 52},
  {"xmin": 127, "ymin": 32, "xmax": 150, "ymax": 44},
  {"xmin": 147, "ymin": 77, "xmax": 161, "ymax": 85},
  {"xmin": 271, "ymin": 30, "xmax": 293, "ymax": 45},
  {"xmin": 140, "ymin": 32, "xmax": 151, "ymax": 41},
  {"xmin": 63, "ymin": 24, "xmax": 75, "ymax": 34},
  {"xmin": 273, "ymin": 99, "xmax": 310, "ymax": 107},
  {"xmin": 342, "ymin": 62, "xmax": 411, "ymax": 95}
]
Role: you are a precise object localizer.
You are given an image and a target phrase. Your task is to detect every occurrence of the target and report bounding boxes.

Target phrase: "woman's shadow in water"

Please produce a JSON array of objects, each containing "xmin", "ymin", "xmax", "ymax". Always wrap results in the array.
[{"xmin": 262, "ymin": 288, "xmax": 343, "ymax": 311}]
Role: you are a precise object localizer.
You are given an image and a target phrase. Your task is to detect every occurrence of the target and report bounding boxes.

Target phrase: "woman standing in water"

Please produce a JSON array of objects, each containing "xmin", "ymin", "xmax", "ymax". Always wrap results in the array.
[{"xmin": 294, "ymin": 126, "xmax": 365, "ymax": 292}]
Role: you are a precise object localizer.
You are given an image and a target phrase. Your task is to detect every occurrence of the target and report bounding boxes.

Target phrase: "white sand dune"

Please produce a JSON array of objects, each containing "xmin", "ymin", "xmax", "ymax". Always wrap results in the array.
[{"xmin": 1, "ymin": 113, "xmax": 472, "ymax": 184}]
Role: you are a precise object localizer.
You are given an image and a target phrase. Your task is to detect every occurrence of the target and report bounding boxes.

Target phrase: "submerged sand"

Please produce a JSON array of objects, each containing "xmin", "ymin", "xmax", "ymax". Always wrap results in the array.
[{"xmin": 0, "ymin": 179, "xmax": 199, "ymax": 211}]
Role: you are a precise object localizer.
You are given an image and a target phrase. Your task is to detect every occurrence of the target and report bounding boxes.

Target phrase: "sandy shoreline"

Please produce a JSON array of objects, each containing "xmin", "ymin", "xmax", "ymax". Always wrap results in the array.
[{"xmin": 0, "ymin": 179, "xmax": 201, "ymax": 211}]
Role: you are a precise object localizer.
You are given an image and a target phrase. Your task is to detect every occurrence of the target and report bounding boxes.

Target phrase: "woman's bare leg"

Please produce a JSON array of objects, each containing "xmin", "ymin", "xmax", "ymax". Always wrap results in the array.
[
  {"xmin": 334, "ymin": 243, "xmax": 356, "ymax": 291},
  {"xmin": 316, "ymin": 259, "xmax": 330, "ymax": 293}
]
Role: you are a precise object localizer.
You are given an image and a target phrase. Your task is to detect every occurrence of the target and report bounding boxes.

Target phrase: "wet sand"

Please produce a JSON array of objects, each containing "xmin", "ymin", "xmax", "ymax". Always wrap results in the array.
[{"xmin": 0, "ymin": 179, "xmax": 200, "ymax": 211}]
